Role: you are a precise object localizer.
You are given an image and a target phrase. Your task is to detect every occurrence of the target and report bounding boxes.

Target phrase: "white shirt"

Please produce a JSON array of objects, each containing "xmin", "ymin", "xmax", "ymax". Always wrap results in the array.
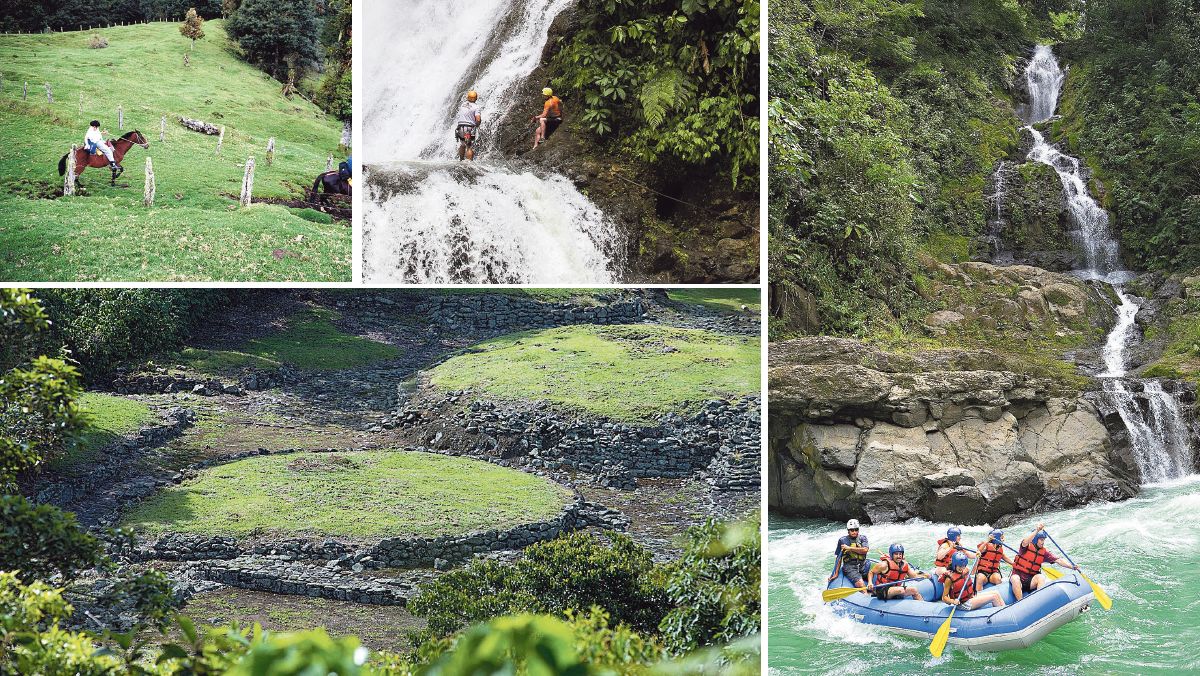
[
  {"xmin": 85, "ymin": 127, "xmax": 105, "ymax": 146},
  {"xmin": 455, "ymin": 102, "xmax": 481, "ymax": 127}
]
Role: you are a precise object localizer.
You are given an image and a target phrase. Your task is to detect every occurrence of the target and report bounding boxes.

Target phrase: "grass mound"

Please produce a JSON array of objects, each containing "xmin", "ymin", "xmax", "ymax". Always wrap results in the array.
[
  {"xmin": 176, "ymin": 308, "xmax": 400, "ymax": 374},
  {"xmin": 429, "ymin": 324, "xmax": 760, "ymax": 421},
  {"xmin": 54, "ymin": 392, "xmax": 154, "ymax": 470},
  {"xmin": 120, "ymin": 450, "xmax": 574, "ymax": 539},
  {"xmin": 0, "ymin": 21, "xmax": 349, "ymax": 281},
  {"xmin": 666, "ymin": 288, "xmax": 760, "ymax": 314}
]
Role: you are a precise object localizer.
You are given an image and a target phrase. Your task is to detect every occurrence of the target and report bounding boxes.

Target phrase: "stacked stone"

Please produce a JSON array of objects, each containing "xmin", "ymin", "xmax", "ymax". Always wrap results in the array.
[
  {"xmin": 196, "ymin": 556, "xmax": 413, "ymax": 606},
  {"xmin": 350, "ymin": 292, "xmax": 646, "ymax": 334}
]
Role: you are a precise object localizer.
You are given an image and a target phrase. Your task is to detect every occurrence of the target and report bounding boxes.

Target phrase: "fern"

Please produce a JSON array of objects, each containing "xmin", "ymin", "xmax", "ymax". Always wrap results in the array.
[{"xmin": 639, "ymin": 68, "xmax": 688, "ymax": 128}]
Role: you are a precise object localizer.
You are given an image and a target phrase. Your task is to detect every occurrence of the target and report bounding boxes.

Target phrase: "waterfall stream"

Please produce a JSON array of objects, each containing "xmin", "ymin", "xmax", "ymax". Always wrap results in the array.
[
  {"xmin": 1023, "ymin": 45, "xmax": 1194, "ymax": 482},
  {"xmin": 361, "ymin": 0, "xmax": 623, "ymax": 283}
]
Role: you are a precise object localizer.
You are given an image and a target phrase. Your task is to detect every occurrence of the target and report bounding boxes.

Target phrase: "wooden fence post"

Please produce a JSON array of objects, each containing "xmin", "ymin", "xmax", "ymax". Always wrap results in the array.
[
  {"xmin": 44, "ymin": 82, "xmax": 52, "ymax": 102},
  {"xmin": 326, "ymin": 155, "xmax": 333, "ymax": 171},
  {"xmin": 215, "ymin": 126, "xmax": 224, "ymax": 155},
  {"xmin": 240, "ymin": 157, "xmax": 255, "ymax": 207},
  {"xmin": 266, "ymin": 137, "xmax": 275, "ymax": 166},
  {"xmin": 143, "ymin": 157, "xmax": 155, "ymax": 206},
  {"xmin": 78, "ymin": 91, "xmax": 83, "ymax": 114},
  {"xmin": 183, "ymin": 52, "xmax": 189, "ymax": 67},
  {"xmin": 160, "ymin": 115, "xmax": 166, "ymax": 141},
  {"xmin": 64, "ymin": 145, "xmax": 76, "ymax": 196},
  {"xmin": 23, "ymin": 81, "xmax": 28, "ymax": 100},
  {"xmin": 117, "ymin": 104, "xmax": 123, "ymax": 130}
]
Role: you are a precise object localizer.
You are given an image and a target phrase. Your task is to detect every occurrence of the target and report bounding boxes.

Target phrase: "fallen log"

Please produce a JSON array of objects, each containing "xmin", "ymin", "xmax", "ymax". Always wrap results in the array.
[{"xmin": 178, "ymin": 116, "xmax": 220, "ymax": 135}]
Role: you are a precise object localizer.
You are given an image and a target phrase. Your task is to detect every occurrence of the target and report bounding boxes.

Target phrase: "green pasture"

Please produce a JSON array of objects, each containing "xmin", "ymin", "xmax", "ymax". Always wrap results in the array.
[{"xmin": 0, "ymin": 21, "xmax": 350, "ymax": 281}]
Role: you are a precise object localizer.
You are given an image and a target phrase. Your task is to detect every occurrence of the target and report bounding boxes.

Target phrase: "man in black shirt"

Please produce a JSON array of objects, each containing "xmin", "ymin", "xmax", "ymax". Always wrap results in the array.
[{"xmin": 834, "ymin": 518, "xmax": 870, "ymax": 589}]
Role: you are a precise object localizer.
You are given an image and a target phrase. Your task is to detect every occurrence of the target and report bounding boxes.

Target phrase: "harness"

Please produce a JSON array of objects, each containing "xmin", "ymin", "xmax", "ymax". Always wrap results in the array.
[
  {"xmin": 942, "ymin": 569, "xmax": 975, "ymax": 601},
  {"xmin": 934, "ymin": 538, "xmax": 958, "ymax": 568},
  {"xmin": 1013, "ymin": 542, "xmax": 1050, "ymax": 576},
  {"xmin": 841, "ymin": 535, "xmax": 867, "ymax": 563},
  {"xmin": 977, "ymin": 542, "xmax": 1005, "ymax": 574},
  {"xmin": 876, "ymin": 556, "xmax": 911, "ymax": 585}
]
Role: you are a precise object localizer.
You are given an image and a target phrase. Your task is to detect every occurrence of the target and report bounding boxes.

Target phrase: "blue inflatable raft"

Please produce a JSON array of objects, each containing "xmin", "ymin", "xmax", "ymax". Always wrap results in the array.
[{"xmin": 826, "ymin": 563, "xmax": 1094, "ymax": 651}]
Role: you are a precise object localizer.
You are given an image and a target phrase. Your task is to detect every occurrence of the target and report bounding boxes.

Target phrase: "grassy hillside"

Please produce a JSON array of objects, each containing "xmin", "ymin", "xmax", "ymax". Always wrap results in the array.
[
  {"xmin": 0, "ymin": 21, "xmax": 350, "ymax": 281},
  {"xmin": 430, "ymin": 324, "xmax": 761, "ymax": 421},
  {"xmin": 121, "ymin": 450, "xmax": 574, "ymax": 539}
]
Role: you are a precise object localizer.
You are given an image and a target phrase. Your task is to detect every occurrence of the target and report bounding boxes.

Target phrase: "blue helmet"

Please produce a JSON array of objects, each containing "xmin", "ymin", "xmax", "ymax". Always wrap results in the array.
[
  {"xmin": 889, "ymin": 543, "xmax": 905, "ymax": 557},
  {"xmin": 946, "ymin": 526, "xmax": 962, "ymax": 542},
  {"xmin": 951, "ymin": 552, "xmax": 969, "ymax": 569},
  {"xmin": 1033, "ymin": 530, "xmax": 1049, "ymax": 545},
  {"xmin": 990, "ymin": 529, "xmax": 1004, "ymax": 543}
]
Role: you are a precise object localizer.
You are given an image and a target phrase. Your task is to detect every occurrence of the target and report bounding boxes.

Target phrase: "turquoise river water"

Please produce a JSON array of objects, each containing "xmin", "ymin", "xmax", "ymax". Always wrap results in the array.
[{"xmin": 768, "ymin": 475, "xmax": 1200, "ymax": 674}]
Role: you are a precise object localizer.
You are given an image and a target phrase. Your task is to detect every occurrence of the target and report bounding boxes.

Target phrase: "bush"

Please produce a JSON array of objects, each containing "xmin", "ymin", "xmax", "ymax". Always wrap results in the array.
[
  {"xmin": 0, "ymin": 495, "xmax": 103, "ymax": 583},
  {"xmin": 87, "ymin": 34, "xmax": 108, "ymax": 48},
  {"xmin": 658, "ymin": 518, "xmax": 760, "ymax": 652},
  {"xmin": 408, "ymin": 531, "xmax": 670, "ymax": 639},
  {"xmin": 35, "ymin": 289, "xmax": 230, "ymax": 379}
]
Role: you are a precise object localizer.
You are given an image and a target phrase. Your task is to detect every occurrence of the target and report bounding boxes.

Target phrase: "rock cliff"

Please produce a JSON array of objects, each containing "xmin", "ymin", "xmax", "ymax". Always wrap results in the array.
[{"xmin": 768, "ymin": 337, "xmax": 1139, "ymax": 525}]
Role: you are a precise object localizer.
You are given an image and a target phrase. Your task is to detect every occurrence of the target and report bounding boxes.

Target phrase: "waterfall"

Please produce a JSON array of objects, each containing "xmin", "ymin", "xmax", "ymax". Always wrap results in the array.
[
  {"xmin": 984, "ymin": 160, "xmax": 1012, "ymax": 263},
  {"xmin": 1023, "ymin": 45, "xmax": 1195, "ymax": 482},
  {"xmin": 361, "ymin": 0, "xmax": 624, "ymax": 283}
]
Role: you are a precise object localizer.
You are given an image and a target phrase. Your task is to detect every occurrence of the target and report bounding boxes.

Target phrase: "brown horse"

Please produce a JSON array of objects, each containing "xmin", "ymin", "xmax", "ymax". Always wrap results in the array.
[
  {"xmin": 58, "ymin": 130, "xmax": 150, "ymax": 186},
  {"xmin": 309, "ymin": 169, "xmax": 351, "ymax": 201}
]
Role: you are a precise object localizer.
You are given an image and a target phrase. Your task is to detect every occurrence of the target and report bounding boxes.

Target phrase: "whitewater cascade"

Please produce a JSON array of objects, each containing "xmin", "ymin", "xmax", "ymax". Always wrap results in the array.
[
  {"xmin": 361, "ymin": 0, "xmax": 622, "ymax": 283},
  {"xmin": 1023, "ymin": 45, "xmax": 1194, "ymax": 481}
]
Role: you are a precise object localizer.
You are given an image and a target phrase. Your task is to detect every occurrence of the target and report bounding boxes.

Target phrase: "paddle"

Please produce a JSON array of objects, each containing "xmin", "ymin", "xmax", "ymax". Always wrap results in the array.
[
  {"xmin": 930, "ymin": 554, "xmax": 980, "ymax": 658},
  {"xmin": 822, "ymin": 575, "xmax": 926, "ymax": 603},
  {"xmin": 1045, "ymin": 531, "xmax": 1112, "ymax": 610}
]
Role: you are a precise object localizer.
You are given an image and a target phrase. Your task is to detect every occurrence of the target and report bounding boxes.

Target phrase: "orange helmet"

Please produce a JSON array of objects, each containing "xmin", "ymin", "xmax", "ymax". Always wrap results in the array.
[{"xmin": 467, "ymin": 90, "xmax": 478, "ymax": 102}]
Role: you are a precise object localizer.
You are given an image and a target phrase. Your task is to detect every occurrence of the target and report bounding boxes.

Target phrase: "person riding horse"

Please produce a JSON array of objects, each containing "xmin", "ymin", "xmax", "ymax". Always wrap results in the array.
[{"xmin": 85, "ymin": 120, "xmax": 121, "ymax": 175}]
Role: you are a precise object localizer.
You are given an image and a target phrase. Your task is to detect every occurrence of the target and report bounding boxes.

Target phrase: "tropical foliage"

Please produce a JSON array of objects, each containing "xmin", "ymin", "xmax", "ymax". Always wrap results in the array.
[
  {"xmin": 552, "ymin": 0, "xmax": 760, "ymax": 189},
  {"xmin": 769, "ymin": 0, "xmax": 1056, "ymax": 336}
]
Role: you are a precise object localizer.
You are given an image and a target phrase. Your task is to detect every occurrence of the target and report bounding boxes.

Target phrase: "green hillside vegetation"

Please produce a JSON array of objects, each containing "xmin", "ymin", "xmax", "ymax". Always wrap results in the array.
[
  {"xmin": 52, "ymin": 392, "xmax": 154, "ymax": 470},
  {"xmin": 667, "ymin": 288, "xmax": 761, "ymax": 313},
  {"xmin": 175, "ymin": 308, "xmax": 401, "ymax": 374},
  {"xmin": 0, "ymin": 21, "xmax": 349, "ymax": 281},
  {"xmin": 430, "ymin": 324, "xmax": 760, "ymax": 421},
  {"xmin": 768, "ymin": 0, "xmax": 1062, "ymax": 336},
  {"xmin": 121, "ymin": 450, "xmax": 575, "ymax": 538}
]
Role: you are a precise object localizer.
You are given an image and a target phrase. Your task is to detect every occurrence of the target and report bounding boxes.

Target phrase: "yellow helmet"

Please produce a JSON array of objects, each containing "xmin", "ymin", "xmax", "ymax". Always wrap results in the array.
[
  {"xmin": 466, "ymin": 90, "xmax": 478, "ymax": 102},
  {"xmin": 542, "ymin": 87, "xmax": 553, "ymax": 97}
]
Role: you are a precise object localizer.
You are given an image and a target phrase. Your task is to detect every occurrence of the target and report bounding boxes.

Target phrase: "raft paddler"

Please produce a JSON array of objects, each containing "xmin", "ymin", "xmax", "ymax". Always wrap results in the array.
[
  {"xmin": 940, "ymin": 552, "xmax": 1006, "ymax": 609},
  {"xmin": 834, "ymin": 519, "xmax": 870, "ymax": 590},
  {"xmin": 975, "ymin": 528, "xmax": 1013, "ymax": 591},
  {"xmin": 933, "ymin": 526, "xmax": 975, "ymax": 577},
  {"xmin": 868, "ymin": 543, "xmax": 931, "ymax": 601},
  {"xmin": 1010, "ymin": 523, "xmax": 1079, "ymax": 601}
]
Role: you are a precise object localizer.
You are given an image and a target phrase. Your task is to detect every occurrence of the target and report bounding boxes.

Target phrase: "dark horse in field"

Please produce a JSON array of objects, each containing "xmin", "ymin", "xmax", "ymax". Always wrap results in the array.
[
  {"xmin": 309, "ymin": 169, "xmax": 351, "ymax": 201},
  {"xmin": 57, "ymin": 130, "xmax": 150, "ymax": 186}
]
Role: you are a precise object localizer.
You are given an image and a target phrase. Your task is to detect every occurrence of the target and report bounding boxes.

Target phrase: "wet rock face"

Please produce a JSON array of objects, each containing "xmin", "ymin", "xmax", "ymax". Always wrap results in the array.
[{"xmin": 768, "ymin": 338, "xmax": 1138, "ymax": 525}]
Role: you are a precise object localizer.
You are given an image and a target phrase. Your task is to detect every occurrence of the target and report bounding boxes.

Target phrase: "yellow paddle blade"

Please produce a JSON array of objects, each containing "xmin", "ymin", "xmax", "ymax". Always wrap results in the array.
[
  {"xmin": 1081, "ymin": 572, "xmax": 1113, "ymax": 610},
  {"xmin": 1042, "ymin": 564, "xmax": 1063, "ymax": 579},
  {"xmin": 821, "ymin": 586, "xmax": 866, "ymax": 603},
  {"xmin": 929, "ymin": 607, "xmax": 957, "ymax": 658}
]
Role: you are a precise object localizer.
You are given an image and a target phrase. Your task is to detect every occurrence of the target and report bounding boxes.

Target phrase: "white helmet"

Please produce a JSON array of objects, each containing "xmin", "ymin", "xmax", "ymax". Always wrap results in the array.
[{"xmin": 847, "ymin": 519, "xmax": 861, "ymax": 530}]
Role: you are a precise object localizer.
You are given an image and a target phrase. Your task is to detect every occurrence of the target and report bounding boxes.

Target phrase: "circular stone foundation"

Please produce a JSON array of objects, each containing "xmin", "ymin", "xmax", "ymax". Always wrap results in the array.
[{"xmin": 120, "ymin": 450, "xmax": 574, "ymax": 539}]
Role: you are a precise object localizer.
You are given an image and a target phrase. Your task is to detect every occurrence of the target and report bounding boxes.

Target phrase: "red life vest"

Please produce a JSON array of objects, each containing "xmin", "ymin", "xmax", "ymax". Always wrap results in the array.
[
  {"xmin": 942, "ymin": 569, "xmax": 975, "ymax": 602},
  {"xmin": 1013, "ymin": 542, "xmax": 1050, "ymax": 576},
  {"xmin": 934, "ymin": 538, "xmax": 957, "ymax": 567},
  {"xmin": 876, "ymin": 556, "xmax": 911, "ymax": 585},
  {"xmin": 977, "ymin": 542, "xmax": 1005, "ymax": 574}
]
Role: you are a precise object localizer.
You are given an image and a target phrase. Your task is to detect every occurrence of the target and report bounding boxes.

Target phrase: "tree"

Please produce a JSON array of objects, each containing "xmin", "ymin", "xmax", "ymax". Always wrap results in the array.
[
  {"xmin": 0, "ymin": 289, "xmax": 82, "ymax": 486},
  {"xmin": 222, "ymin": 0, "xmax": 240, "ymax": 17},
  {"xmin": 179, "ymin": 7, "xmax": 205, "ymax": 51},
  {"xmin": 315, "ymin": 0, "xmax": 351, "ymax": 119},
  {"xmin": 226, "ymin": 0, "xmax": 322, "ymax": 97}
]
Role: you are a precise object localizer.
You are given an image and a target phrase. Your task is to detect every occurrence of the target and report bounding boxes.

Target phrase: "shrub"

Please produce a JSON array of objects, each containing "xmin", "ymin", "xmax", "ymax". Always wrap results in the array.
[
  {"xmin": 0, "ymin": 495, "xmax": 103, "ymax": 583},
  {"xmin": 408, "ymin": 531, "xmax": 670, "ymax": 639},
  {"xmin": 658, "ymin": 518, "xmax": 760, "ymax": 652},
  {"xmin": 35, "ymin": 289, "xmax": 230, "ymax": 379},
  {"xmin": 87, "ymin": 34, "xmax": 108, "ymax": 49}
]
